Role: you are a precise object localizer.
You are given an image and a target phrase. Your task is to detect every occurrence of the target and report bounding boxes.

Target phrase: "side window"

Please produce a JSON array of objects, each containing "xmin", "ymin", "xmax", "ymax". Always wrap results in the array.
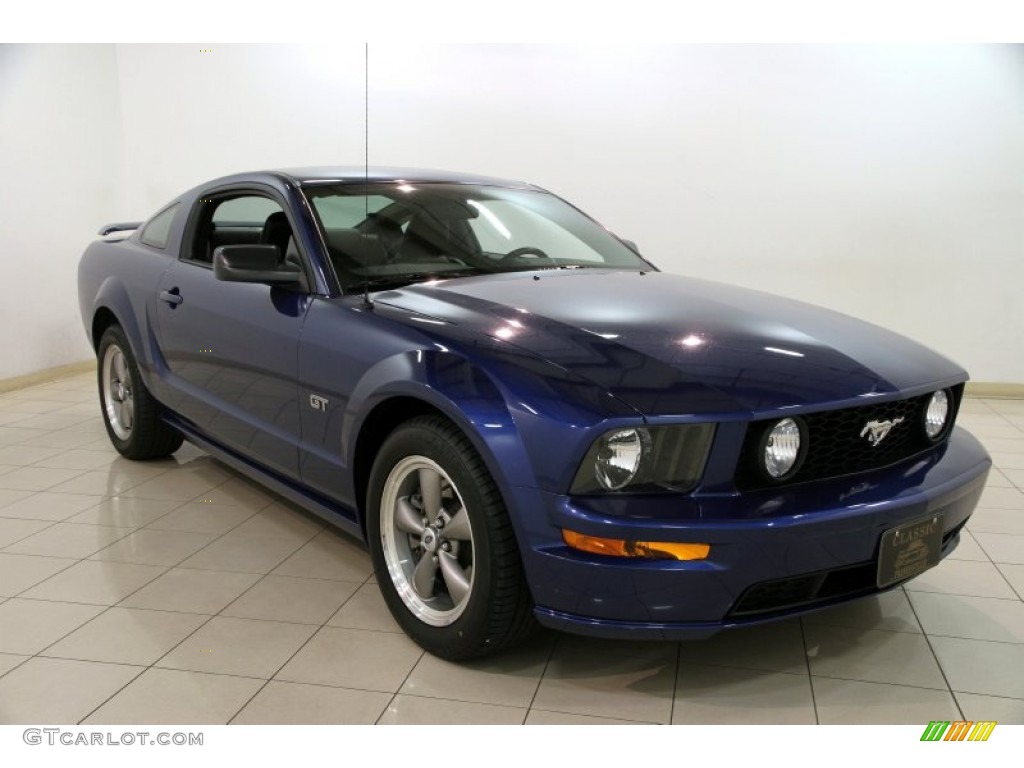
[
  {"xmin": 139, "ymin": 204, "xmax": 179, "ymax": 249},
  {"xmin": 212, "ymin": 197, "xmax": 281, "ymax": 225},
  {"xmin": 188, "ymin": 193, "xmax": 286, "ymax": 264}
]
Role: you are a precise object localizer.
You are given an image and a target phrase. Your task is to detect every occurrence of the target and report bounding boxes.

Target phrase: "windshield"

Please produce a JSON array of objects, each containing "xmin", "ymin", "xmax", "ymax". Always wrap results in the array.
[{"xmin": 302, "ymin": 182, "xmax": 651, "ymax": 291}]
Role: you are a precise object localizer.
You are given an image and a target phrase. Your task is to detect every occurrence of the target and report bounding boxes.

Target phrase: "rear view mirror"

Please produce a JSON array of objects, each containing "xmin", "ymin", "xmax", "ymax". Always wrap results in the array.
[{"xmin": 213, "ymin": 245, "xmax": 302, "ymax": 285}]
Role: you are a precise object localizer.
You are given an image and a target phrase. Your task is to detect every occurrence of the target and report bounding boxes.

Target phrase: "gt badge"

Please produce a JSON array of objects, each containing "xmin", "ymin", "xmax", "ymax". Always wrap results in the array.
[
  {"xmin": 309, "ymin": 394, "xmax": 329, "ymax": 412},
  {"xmin": 860, "ymin": 417, "xmax": 904, "ymax": 446}
]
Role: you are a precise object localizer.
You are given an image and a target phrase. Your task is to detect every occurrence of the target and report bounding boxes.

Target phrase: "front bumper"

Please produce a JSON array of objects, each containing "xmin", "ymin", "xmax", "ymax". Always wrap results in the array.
[{"xmin": 514, "ymin": 426, "xmax": 990, "ymax": 640}]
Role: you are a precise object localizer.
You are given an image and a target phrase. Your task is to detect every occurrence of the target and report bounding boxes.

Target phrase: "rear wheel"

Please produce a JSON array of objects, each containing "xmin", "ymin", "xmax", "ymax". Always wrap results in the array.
[
  {"xmin": 367, "ymin": 415, "xmax": 535, "ymax": 660},
  {"xmin": 97, "ymin": 325, "xmax": 182, "ymax": 459}
]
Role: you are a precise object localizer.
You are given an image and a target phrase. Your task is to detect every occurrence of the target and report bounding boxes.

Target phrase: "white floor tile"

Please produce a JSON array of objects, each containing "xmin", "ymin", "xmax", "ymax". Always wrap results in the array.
[
  {"xmin": 803, "ymin": 624, "xmax": 948, "ymax": 689},
  {"xmin": 673, "ymin": 663, "xmax": 816, "ymax": 724},
  {"xmin": 0, "ymin": 657, "xmax": 143, "ymax": 724},
  {"xmin": 904, "ymin": 559, "xmax": 1020, "ymax": 599},
  {"xmin": 44, "ymin": 607, "xmax": 208, "ymax": 665},
  {"xmin": 908, "ymin": 591, "xmax": 1024, "ymax": 644},
  {"xmin": 0, "ymin": 492, "xmax": 106, "ymax": 523},
  {"xmin": 21, "ymin": 560, "xmax": 166, "ymax": 605},
  {"xmin": 954, "ymin": 692, "xmax": 1024, "ymax": 724},
  {"xmin": 275, "ymin": 626, "xmax": 423, "ymax": 693},
  {"xmin": 85, "ymin": 668, "xmax": 263, "ymax": 725},
  {"xmin": 378, "ymin": 694, "xmax": 526, "ymax": 725},
  {"xmin": 232, "ymin": 680, "xmax": 389, "ymax": 725},
  {"xmin": 930, "ymin": 636, "xmax": 1024, "ymax": 698},
  {"xmin": 532, "ymin": 648, "xmax": 676, "ymax": 724},
  {"xmin": 157, "ymin": 616, "xmax": 317, "ymax": 678},
  {"xmin": 974, "ymin": 532, "xmax": 1024, "ymax": 565},
  {"xmin": 678, "ymin": 620, "xmax": 806, "ymax": 674},
  {"xmin": 946, "ymin": 529, "xmax": 990, "ymax": 562},
  {"xmin": 812, "ymin": 677, "xmax": 960, "ymax": 724}
]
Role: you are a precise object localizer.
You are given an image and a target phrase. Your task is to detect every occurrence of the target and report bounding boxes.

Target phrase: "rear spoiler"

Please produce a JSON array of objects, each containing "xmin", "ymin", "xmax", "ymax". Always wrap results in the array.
[{"xmin": 98, "ymin": 222, "xmax": 143, "ymax": 236}]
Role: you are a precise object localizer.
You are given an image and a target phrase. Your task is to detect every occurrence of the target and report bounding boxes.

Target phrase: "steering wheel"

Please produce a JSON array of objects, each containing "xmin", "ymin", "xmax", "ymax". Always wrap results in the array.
[{"xmin": 499, "ymin": 246, "xmax": 554, "ymax": 264}]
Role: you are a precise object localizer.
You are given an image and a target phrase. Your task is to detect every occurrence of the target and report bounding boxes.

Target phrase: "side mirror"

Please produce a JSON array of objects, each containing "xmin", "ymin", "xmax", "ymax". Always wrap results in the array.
[
  {"xmin": 620, "ymin": 238, "xmax": 640, "ymax": 254},
  {"xmin": 213, "ymin": 245, "xmax": 302, "ymax": 285}
]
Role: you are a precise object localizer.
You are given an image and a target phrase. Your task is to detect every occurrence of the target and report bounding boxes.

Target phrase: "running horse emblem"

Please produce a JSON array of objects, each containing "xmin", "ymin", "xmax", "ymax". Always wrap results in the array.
[{"xmin": 860, "ymin": 417, "xmax": 905, "ymax": 446}]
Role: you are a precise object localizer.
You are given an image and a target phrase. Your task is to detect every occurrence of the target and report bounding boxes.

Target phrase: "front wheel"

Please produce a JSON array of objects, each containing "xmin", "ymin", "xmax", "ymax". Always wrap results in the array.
[
  {"xmin": 97, "ymin": 325, "xmax": 183, "ymax": 459},
  {"xmin": 367, "ymin": 416, "xmax": 534, "ymax": 660}
]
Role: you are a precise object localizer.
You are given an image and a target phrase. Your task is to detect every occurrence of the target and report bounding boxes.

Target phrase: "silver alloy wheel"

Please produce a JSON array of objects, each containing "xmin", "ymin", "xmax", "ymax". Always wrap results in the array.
[
  {"xmin": 102, "ymin": 344, "xmax": 134, "ymax": 441},
  {"xmin": 380, "ymin": 455, "xmax": 476, "ymax": 626}
]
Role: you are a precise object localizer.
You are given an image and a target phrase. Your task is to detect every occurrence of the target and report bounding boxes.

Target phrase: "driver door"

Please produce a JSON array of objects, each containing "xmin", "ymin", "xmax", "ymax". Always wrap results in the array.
[{"xmin": 154, "ymin": 190, "xmax": 310, "ymax": 478}]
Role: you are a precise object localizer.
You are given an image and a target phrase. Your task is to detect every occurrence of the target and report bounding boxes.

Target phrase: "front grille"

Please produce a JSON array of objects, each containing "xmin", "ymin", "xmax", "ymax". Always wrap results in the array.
[
  {"xmin": 730, "ymin": 563, "xmax": 877, "ymax": 617},
  {"xmin": 736, "ymin": 385, "xmax": 963, "ymax": 489},
  {"xmin": 729, "ymin": 520, "xmax": 967, "ymax": 618}
]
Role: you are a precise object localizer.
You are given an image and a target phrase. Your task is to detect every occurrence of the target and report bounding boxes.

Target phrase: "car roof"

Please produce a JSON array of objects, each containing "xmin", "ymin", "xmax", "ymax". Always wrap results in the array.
[{"xmin": 201, "ymin": 167, "xmax": 540, "ymax": 190}]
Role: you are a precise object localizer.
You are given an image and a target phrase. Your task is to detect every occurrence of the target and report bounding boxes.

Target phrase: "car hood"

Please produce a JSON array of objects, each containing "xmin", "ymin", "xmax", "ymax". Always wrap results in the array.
[{"xmin": 372, "ymin": 269, "xmax": 965, "ymax": 416}]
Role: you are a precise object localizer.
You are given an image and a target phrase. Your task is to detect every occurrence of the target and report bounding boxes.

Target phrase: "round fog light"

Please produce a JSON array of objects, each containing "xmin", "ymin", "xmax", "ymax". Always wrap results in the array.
[
  {"xmin": 594, "ymin": 428, "xmax": 646, "ymax": 490},
  {"xmin": 924, "ymin": 390, "xmax": 951, "ymax": 441},
  {"xmin": 763, "ymin": 418, "xmax": 803, "ymax": 480}
]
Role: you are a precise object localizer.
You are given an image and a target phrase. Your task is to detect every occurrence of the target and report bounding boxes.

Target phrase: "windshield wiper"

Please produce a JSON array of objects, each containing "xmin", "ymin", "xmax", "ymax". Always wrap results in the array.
[{"xmin": 349, "ymin": 269, "xmax": 486, "ymax": 292}]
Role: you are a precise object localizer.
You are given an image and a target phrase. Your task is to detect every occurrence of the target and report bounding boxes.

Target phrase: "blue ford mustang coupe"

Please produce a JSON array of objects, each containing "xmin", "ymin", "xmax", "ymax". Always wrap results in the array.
[{"xmin": 78, "ymin": 167, "xmax": 991, "ymax": 659}]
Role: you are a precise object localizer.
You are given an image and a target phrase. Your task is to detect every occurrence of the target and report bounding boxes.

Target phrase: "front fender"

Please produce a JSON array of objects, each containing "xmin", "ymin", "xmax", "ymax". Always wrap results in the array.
[
  {"xmin": 340, "ymin": 345, "xmax": 622, "ymax": 557},
  {"xmin": 296, "ymin": 296, "xmax": 643, "ymax": 538},
  {"xmin": 343, "ymin": 349, "xmax": 534, "ymax": 491}
]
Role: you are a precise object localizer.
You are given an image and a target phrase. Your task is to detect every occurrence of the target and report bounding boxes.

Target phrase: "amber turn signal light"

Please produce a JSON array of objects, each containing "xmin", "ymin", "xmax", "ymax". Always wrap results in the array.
[{"xmin": 562, "ymin": 530, "xmax": 710, "ymax": 561}]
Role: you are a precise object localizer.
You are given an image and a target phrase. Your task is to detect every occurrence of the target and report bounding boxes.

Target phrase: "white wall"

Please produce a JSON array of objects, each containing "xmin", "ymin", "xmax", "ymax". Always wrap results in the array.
[
  {"xmin": 3, "ymin": 44, "xmax": 1022, "ymax": 383},
  {"xmin": 114, "ymin": 44, "xmax": 366, "ymax": 212},
  {"xmin": 366, "ymin": 44, "xmax": 1024, "ymax": 384},
  {"xmin": 0, "ymin": 45, "xmax": 122, "ymax": 379}
]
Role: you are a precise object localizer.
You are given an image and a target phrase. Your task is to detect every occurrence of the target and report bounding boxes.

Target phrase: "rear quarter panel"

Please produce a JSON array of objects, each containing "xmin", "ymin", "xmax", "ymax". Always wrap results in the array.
[{"xmin": 77, "ymin": 206, "xmax": 187, "ymax": 399}]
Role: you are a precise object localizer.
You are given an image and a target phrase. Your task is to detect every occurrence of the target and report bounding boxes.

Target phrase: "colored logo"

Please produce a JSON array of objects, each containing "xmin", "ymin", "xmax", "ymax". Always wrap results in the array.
[{"xmin": 920, "ymin": 721, "xmax": 996, "ymax": 742}]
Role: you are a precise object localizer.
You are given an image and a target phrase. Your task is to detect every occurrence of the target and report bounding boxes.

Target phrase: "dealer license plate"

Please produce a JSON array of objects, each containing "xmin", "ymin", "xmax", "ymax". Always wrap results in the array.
[{"xmin": 877, "ymin": 515, "xmax": 943, "ymax": 588}]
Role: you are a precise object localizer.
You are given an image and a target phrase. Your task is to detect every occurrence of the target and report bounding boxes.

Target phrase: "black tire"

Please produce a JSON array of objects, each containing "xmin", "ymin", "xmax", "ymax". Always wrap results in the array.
[
  {"xmin": 97, "ymin": 325, "xmax": 183, "ymax": 460},
  {"xmin": 367, "ymin": 415, "xmax": 535, "ymax": 660}
]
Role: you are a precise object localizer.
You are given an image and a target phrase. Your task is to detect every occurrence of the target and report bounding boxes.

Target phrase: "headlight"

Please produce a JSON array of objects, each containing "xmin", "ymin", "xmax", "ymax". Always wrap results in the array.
[
  {"xmin": 761, "ymin": 417, "xmax": 805, "ymax": 481},
  {"xmin": 593, "ymin": 428, "xmax": 646, "ymax": 490},
  {"xmin": 924, "ymin": 389, "xmax": 951, "ymax": 441},
  {"xmin": 571, "ymin": 424, "xmax": 715, "ymax": 494}
]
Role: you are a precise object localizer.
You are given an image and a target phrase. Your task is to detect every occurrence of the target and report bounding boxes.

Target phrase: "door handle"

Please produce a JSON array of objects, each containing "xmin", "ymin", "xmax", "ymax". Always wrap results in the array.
[{"xmin": 160, "ymin": 288, "xmax": 183, "ymax": 307}]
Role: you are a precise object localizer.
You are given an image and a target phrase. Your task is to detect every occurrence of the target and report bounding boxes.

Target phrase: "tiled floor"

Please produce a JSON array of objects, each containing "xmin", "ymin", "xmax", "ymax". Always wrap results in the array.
[{"xmin": 1, "ymin": 373, "xmax": 1023, "ymax": 725}]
